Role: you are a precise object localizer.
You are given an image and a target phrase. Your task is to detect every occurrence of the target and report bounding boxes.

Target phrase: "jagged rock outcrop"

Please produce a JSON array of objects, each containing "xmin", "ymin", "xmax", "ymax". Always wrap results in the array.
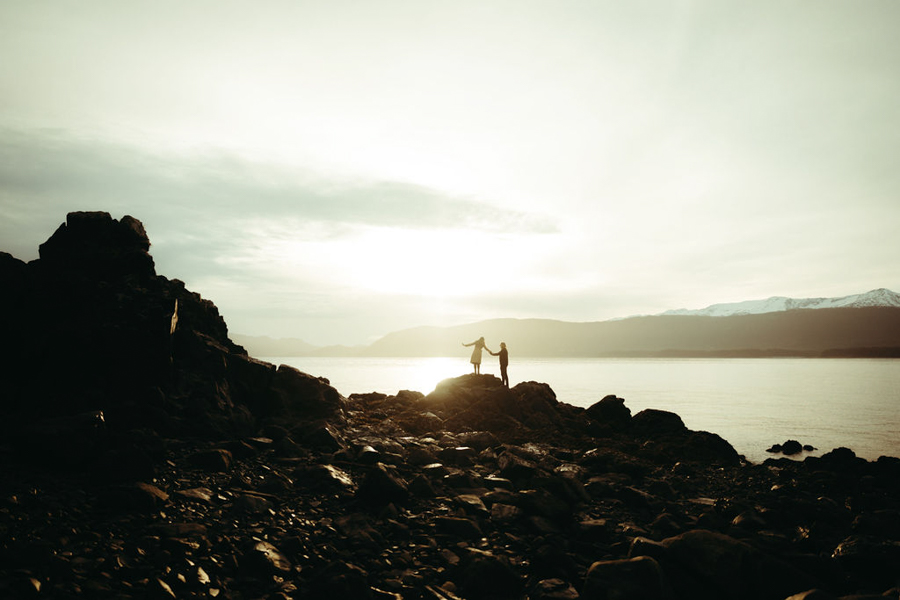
[{"xmin": 0, "ymin": 212, "xmax": 342, "ymax": 467}]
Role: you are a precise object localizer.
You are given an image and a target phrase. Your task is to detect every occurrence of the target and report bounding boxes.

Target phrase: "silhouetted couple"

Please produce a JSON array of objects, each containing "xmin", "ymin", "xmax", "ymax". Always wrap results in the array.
[{"xmin": 462, "ymin": 337, "xmax": 509, "ymax": 387}]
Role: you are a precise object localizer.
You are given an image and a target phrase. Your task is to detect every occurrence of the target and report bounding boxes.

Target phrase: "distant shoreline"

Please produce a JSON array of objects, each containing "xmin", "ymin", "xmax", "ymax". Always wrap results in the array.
[{"xmin": 239, "ymin": 346, "xmax": 900, "ymax": 359}]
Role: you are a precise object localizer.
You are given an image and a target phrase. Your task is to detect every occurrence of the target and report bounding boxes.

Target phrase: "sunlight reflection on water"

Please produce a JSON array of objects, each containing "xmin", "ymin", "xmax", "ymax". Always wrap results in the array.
[{"xmin": 265, "ymin": 356, "xmax": 900, "ymax": 464}]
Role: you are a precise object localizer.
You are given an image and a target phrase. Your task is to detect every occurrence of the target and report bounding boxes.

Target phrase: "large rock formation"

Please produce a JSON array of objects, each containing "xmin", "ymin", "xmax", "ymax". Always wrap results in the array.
[{"xmin": 0, "ymin": 212, "xmax": 341, "ymax": 464}]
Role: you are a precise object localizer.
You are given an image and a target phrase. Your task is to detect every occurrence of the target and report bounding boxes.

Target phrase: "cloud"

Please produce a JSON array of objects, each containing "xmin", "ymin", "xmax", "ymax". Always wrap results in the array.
[{"xmin": 0, "ymin": 128, "xmax": 557, "ymax": 259}]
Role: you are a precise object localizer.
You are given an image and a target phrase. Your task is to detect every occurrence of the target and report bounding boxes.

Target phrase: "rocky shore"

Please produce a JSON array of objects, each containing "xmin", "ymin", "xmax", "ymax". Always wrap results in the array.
[{"xmin": 1, "ymin": 213, "xmax": 899, "ymax": 599}]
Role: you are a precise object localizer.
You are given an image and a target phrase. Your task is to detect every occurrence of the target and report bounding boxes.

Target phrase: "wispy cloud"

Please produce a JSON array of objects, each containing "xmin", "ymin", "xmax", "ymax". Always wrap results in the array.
[{"xmin": 0, "ymin": 128, "xmax": 556, "ymax": 259}]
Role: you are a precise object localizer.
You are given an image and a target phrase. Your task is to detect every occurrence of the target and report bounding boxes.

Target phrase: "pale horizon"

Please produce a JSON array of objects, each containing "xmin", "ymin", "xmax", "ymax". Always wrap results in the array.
[{"xmin": 2, "ymin": 1, "xmax": 899, "ymax": 346}]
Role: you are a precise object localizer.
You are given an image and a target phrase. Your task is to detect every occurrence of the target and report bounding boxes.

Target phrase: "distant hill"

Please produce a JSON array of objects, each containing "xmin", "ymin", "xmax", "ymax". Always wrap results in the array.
[
  {"xmin": 232, "ymin": 334, "xmax": 362, "ymax": 358},
  {"xmin": 234, "ymin": 289, "xmax": 900, "ymax": 358},
  {"xmin": 358, "ymin": 307, "xmax": 900, "ymax": 358}
]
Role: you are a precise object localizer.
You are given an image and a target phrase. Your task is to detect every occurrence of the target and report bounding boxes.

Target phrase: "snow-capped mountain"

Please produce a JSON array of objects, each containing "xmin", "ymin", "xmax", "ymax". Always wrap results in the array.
[{"xmin": 661, "ymin": 288, "xmax": 900, "ymax": 317}]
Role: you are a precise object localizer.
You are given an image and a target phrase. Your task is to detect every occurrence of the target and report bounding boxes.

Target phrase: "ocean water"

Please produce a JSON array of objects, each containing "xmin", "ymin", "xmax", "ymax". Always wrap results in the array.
[{"xmin": 264, "ymin": 356, "xmax": 900, "ymax": 464}]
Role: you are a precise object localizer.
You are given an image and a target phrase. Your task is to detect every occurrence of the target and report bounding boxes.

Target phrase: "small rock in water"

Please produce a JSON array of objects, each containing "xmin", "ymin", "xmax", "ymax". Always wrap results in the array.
[
  {"xmin": 781, "ymin": 440, "xmax": 803, "ymax": 455},
  {"xmin": 767, "ymin": 440, "xmax": 814, "ymax": 456}
]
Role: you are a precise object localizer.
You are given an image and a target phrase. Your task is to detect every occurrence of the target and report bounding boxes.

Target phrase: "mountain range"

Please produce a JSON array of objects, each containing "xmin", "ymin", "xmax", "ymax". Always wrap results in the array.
[
  {"xmin": 233, "ymin": 288, "xmax": 900, "ymax": 358},
  {"xmin": 660, "ymin": 288, "xmax": 900, "ymax": 317}
]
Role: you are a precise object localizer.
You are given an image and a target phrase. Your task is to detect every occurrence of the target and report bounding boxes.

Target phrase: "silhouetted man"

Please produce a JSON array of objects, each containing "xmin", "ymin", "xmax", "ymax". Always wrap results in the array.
[{"xmin": 489, "ymin": 342, "xmax": 509, "ymax": 387}]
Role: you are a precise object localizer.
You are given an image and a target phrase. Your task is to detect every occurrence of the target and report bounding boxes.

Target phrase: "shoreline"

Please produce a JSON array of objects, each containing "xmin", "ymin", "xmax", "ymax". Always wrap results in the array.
[
  {"xmin": 267, "ymin": 355, "xmax": 900, "ymax": 465},
  {"xmin": 4, "ymin": 371, "xmax": 900, "ymax": 599}
]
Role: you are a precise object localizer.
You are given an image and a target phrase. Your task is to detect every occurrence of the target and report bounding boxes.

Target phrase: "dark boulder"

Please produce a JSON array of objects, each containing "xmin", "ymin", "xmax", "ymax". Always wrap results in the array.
[
  {"xmin": 457, "ymin": 548, "xmax": 524, "ymax": 600},
  {"xmin": 585, "ymin": 394, "xmax": 632, "ymax": 428},
  {"xmin": 267, "ymin": 365, "xmax": 344, "ymax": 421},
  {"xmin": 242, "ymin": 540, "xmax": 292, "ymax": 576},
  {"xmin": 631, "ymin": 409, "xmax": 687, "ymax": 437},
  {"xmin": 782, "ymin": 440, "xmax": 803, "ymax": 455},
  {"xmin": 583, "ymin": 555, "xmax": 671, "ymax": 600},
  {"xmin": 187, "ymin": 448, "xmax": 233, "ymax": 472},
  {"xmin": 634, "ymin": 529, "xmax": 822, "ymax": 600},
  {"xmin": 356, "ymin": 463, "xmax": 409, "ymax": 507}
]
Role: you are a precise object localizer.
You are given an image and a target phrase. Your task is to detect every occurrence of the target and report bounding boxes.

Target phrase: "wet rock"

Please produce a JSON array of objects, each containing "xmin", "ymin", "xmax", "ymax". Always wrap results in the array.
[
  {"xmin": 731, "ymin": 509, "xmax": 768, "ymax": 532},
  {"xmin": 221, "ymin": 439, "xmax": 259, "ymax": 459},
  {"xmin": 484, "ymin": 475, "xmax": 514, "ymax": 490},
  {"xmin": 297, "ymin": 420, "xmax": 345, "ymax": 451},
  {"xmin": 242, "ymin": 540, "xmax": 292, "ymax": 575},
  {"xmin": 783, "ymin": 591, "xmax": 838, "ymax": 600},
  {"xmin": 831, "ymin": 535, "xmax": 900, "ymax": 591},
  {"xmin": 583, "ymin": 555, "xmax": 671, "ymax": 600},
  {"xmin": 187, "ymin": 448, "xmax": 232, "ymax": 472},
  {"xmin": 580, "ymin": 448, "xmax": 650, "ymax": 478},
  {"xmin": 651, "ymin": 529, "xmax": 820, "ymax": 600},
  {"xmin": 516, "ymin": 489, "xmax": 575, "ymax": 525},
  {"xmin": 851, "ymin": 509, "xmax": 900, "ymax": 538},
  {"xmin": 530, "ymin": 578, "xmax": 581, "ymax": 600},
  {"xmin": 457, "ymin": 548, "xmax": 524, "ymax": 600},
  {"xmin": 423, "ymin": 584, "xmax": 466, "ymax": 599},
  {"xmin": 395, "ymin": 410, "xmax": 444, "ymax": 435},
  {"xmin": 457, "ymin": 431, "xmax": 499, "ymax": 451},
  {"xmin": 335, "ymin": 513, "xmax": 384, "ymax": 549},
  {"xmin": 435, "ymin": 516, "xmax": 483, "ymax": 539},
  {"xmin": 531, "ymin": 542, "xmax": 579, "ymax": 580},
  {"xmin": 275, "ymin": 435, "xmax": 308, "ymax": 457},
  {"xmin": 422, "ymin": 463, "xmax": 450, "ymax": 478},
  {"xmin": 232, "ymin": 493, "xmax": 274, "ymax": 515},
  {"xmin": 172, "ymin": 487, "xmax": 215, "ymax": 504},
  {"xmin": 101, "ymin": 481, "xmax": 170, "ymax": 512},
  {"xmin": 444, "ymin": 470, "xmax": 484, "ymax": 490},
  {"xmin": 439, "ymin": 446, "xmax": 478, "ymax": 466},
  {"xmin": 357, "ymin": 444, "xmax": 381, "ymax": 464},
  {"xmin": 499, "ymin": 451, "xmax": 540, "ymax": 482},
  {"xmin": 408, "ymin": 473, "xmax": 437, "ymax": 497},
  {"xmin": 491, "ymin": 503, "xmax": 523, "ymax": 523},
  {"xmin": 356, "ymin": 463, "xmax": 409, "ymax": 507},
  {"xmin": 407, "ymin": 446, "xmax": 440, "ymax": 466},
  {"xmin": 305, "ymin": 561, "xmax": 372, "ymax": 598},
  {"xmin": 299, "ymin": 465, "xmax": 356, "ymax": 492},
  {"xmin": 456, "ymin": 493, "xmax": 489, "ymax": 516}
]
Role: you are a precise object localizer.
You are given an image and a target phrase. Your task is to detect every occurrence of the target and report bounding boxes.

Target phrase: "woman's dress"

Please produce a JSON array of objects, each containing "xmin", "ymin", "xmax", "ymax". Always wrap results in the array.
[{"xmin": 470, "ymin": 341, "xmax": 484, "ymax": 364}]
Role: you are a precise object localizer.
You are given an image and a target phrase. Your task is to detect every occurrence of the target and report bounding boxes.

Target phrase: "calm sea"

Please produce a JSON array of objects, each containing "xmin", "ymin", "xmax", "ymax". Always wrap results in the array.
[{"xmin": 263, "ymin": 356, "xmax": 900, "ymax": 464}]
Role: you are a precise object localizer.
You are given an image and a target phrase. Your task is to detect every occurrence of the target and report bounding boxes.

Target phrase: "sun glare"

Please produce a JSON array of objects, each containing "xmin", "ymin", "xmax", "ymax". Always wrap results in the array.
[
  {"xmin": 252, "ymin": 221, "xmax": 573, "ymax": 307},
  {"xmin": 347, "ymin": 228, "xmax": 509, "ymax": 298}
]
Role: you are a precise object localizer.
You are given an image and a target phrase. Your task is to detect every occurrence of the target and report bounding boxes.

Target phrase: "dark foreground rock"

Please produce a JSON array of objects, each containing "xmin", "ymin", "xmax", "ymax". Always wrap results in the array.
[{"xmin": 2, "ymin": 213, "xmax": 899, "ymax": 599}]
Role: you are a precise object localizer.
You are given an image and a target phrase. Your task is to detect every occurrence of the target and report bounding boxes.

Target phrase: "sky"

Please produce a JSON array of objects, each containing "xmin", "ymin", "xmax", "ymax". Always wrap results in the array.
[{"xmin": 1, "ymin": 1, "xmax": 899, "ymax": 346}]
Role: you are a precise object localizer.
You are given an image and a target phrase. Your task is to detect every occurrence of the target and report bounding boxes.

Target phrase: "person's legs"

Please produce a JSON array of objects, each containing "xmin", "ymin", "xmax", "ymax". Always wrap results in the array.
[{"xmin": 500, "ymin": 365, "xmax": 508, "ymax": 387}]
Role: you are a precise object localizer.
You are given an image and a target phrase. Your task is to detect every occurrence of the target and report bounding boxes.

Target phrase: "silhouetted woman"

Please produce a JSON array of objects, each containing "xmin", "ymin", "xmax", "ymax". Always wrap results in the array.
[{"xmin": 462, "ymin": 337, "xmax": 491, "ymax": 374}]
